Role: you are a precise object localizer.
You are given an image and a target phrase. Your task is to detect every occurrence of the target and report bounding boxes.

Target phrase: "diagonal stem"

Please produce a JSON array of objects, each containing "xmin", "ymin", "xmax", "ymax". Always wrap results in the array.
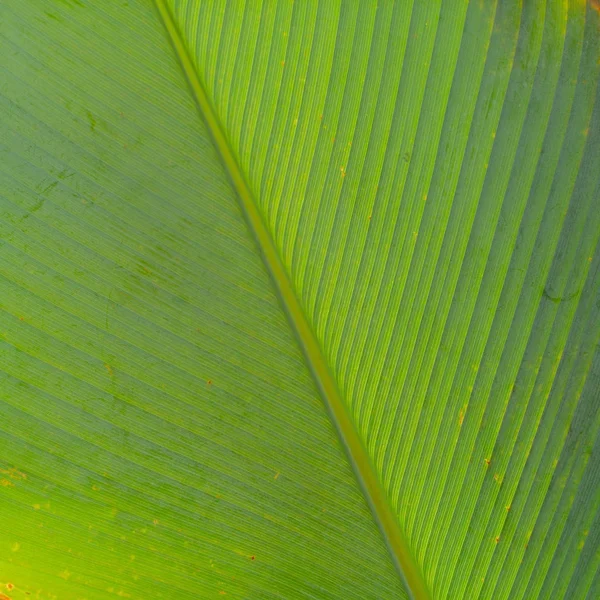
[{"xmin": 153, "ymin": 2, "xmax": 430, "ymax": 598}]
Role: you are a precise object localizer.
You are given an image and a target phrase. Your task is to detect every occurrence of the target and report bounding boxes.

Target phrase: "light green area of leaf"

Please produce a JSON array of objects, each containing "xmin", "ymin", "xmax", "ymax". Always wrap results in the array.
[{"xmin": 1, "ymin": 1, "xmax": 599, "ymax": 599}]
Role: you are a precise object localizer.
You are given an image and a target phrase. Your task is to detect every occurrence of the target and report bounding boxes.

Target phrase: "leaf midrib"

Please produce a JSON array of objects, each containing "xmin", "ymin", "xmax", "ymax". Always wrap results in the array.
[{"xmin": 153, "ymin": 1, "xmax": 430, "ymax": 598}]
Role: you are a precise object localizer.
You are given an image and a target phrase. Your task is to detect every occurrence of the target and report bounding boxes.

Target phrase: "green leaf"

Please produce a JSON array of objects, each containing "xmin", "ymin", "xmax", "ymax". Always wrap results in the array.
[{"xmin": 1, "ymin": 1, "xmax": 599, "ymax": 599}]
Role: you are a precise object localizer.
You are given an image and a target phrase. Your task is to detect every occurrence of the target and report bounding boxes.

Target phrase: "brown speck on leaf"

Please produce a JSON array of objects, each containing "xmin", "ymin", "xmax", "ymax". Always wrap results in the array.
[
  {"xmin": 340, "ymin": 166, "xmax": 346, "ymax": 177},
  {"xmin": 506, "ymin": 505, "xmax": 511, "ymax": 512},
  {"xmin": 18, "ymin": 316, "xmax": 24, "ymax": 321},
  {"xmin": 484, "ymin": 458, "xmax": 491, "ymax": 467},
  {"xmin": 6, "ymin": 584, "xmax": 14, "ymax": 591},
  {"xmin": 218, "ymin": 592, "xmax": 226, "ymax": 596},
  {"xmin": 495, "ymin": 536, "xmax": 500, "ymax": 544},
  {"xmin": 207, "ymin": 379, "xmax": 213, "ymax": 386},
  {"xmin": 152, "ymin": 519, "xmax": 159, "ymax": 526},
  {"xmin": 104, "ymin": 363, "xmax": 113, "ymax": 376},
  {"xmin": 250, "ymin": 555, "xmax": 255, "ymax": 561}
]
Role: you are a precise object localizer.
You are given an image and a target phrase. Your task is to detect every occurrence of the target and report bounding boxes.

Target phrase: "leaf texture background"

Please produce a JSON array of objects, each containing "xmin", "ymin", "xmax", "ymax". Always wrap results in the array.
[{"xmin": 1, "ymin": 1, "xmax": 600, "ymax": 599}]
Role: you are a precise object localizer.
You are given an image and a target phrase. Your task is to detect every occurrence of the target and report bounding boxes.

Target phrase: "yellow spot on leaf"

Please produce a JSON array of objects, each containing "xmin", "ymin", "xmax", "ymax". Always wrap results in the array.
[{"xmin": 0, "ymin": 468, "xmax": 26, "ymax": 480}]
